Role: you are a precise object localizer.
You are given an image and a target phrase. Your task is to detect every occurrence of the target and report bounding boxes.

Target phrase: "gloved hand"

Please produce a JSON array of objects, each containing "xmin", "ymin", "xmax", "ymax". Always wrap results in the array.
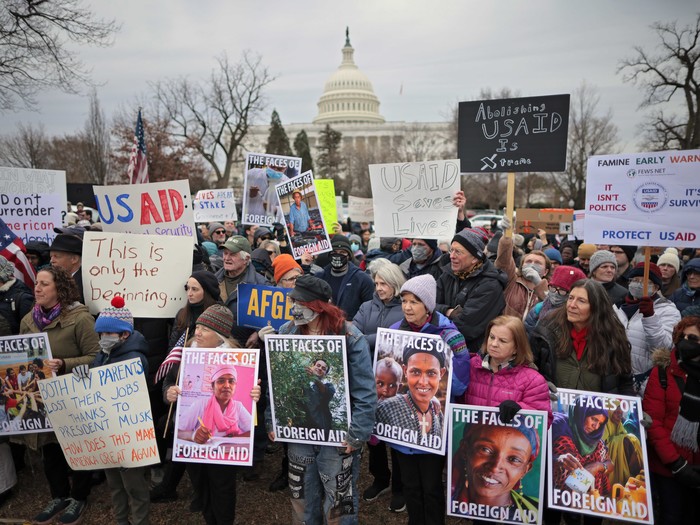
[
  {"xmin": 72, "ymin": 364, "xmax": 90, "ymax": 381},
  {"xmin": 501, "ymin": 216, "xmax": 512, "ymax": 231},
  {"xmin": 547, "ymin": 381, "xmax": 558, "ymax": 401},
  {"xmin": 669, "ymin": 458, "xmax": 700, "ymax": 488},
  {"xmin": 258, "ymin": 325, "xmax": 277, "ymax": 343},
  {"xmin": 522, "ymin": 266, "xmax": 542, "ymax": 285},
  {"xmin": 640, "ymin": 411, "xmax": 652, "ymax": 429},
  {"xmin": 639, "ymin": 296, "xmax": 655, "ymax": 317},
  {"xmin": 498, "ymin": 400, "xmax": 522, "ymax": 424}
]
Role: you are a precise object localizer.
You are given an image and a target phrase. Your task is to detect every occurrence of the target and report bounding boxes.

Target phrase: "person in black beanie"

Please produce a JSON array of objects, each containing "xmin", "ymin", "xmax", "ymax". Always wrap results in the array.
[{"xmin": 609, "ymin": 244, "xmax": 637, "ymax": 288}]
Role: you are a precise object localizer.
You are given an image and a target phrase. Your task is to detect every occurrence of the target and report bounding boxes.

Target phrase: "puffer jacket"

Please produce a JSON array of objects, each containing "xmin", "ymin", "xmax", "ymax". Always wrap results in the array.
[
  {"xmin": 643, "ymin": 347, "xmax": 700, "ymax": 477},
  {"xmin": 463, "ymin": 353, "xmax": 552, "ymax": 425},
  {"xmin": 495, "ymin": 235, "xmax": 548, "ymax": 320},
  {"xmin": 669, "ymin": 258, "xmax": 700, "ymax": 315},
  {"xmin": 614, "ymin": 294, "xmax": 680, "ymax": 394},
  {"xmin": 436, "ymin": 258, "xmax": 507, "ymax": 350},
  {"xmin": 352, "ymin": 294, "xmax": 404, "ymax": 352}
]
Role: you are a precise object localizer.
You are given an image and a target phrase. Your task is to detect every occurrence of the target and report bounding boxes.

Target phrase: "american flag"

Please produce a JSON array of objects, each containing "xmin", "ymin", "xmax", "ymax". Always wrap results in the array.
[
  {"xmin": 155, "ymin": 330, "xmax": 187, "ymax": 383},
  {"xmin": 127, "ymin": 109, "xmax": 149, "ymax": 184},
  {"xmin": 0, "ymin": 218, "xmax": 36, "ymax": 286}
]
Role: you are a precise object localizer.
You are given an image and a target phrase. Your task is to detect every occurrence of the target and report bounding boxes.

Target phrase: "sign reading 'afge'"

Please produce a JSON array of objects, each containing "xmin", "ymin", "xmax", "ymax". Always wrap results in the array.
[{"xmin": 459, "ymin": 94, "xmax": 570, "ymax": 173}]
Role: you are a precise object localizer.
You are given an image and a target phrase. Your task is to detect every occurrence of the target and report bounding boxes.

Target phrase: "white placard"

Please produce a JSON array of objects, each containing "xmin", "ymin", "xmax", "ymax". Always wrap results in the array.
[
  {"xmin": 193, "ymin": 188, "xmax": 238, "ymax": 223},
  {"xmin": 347, "ymin": 196, "xmax": 374, "ymax": 221}
]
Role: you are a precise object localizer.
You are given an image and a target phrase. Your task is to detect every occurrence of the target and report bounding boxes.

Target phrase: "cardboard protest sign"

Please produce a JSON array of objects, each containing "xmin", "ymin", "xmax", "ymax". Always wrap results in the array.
[
  {"xmin": 448, "ymin": 404, "xmax": 548, "ymax": 524},
  {"xmin": 573, "ymin": 210, "xmax": 585, "ymax": 240},
  {"xmin": 584, "ymin": 150, "xmax": 700, "ymax": 247},
  {"xmin": 193, "ymin": 188, "xmax": 238, "ymax": 223},
  {"xmin": 314, "ymin": 178, "xmax": 338, "ymax": 227},
  {"xmin": 458, "ymin": 94, "xmax": 570, "ymax": 173},
  {"xmin": 81, "ymin": 232, "xmax": 190, "ymax": 318},
  {"xmin": 373, "ymin": 328, "xmax": 452, "ymax": 454},
  {"xmin": 347, "ymin": 196, "xmax": 374, "ymax": 222},
  {"xmin": 275, "ymin": 171, "xmax": 332, "ymax": 258},
  {"xmin": 0, "ymin": 333, "xmax": 53, "ymax": 435},
  {"xmin": 368, "ymin": 159, "xmax": 460, "ymax": 239},
  {"xmin": 266, "ymin": 335, "xmax": 350, "ymax": 446},
  {"xmin": 173, "ymin": 348, "xmax": 259, "ymax": 466},
  {"xmin": 241, "ymin": 152, "xmax": 302, "ymax": 227},
  {"xmin": 237, "ymin": 283, "xmax": 293, "ymax": 330},
  {"xmin": 0, "ymin": 167, "xmax": 67, "ymax": 245},
  {"xmin": 93, "ymin": 179, "xmax": 196, "ymax": 242},
  {"xmin": 38, "ymin": 358, "xmax": 159, "ymax": 469},
  {"xmin": 515, "ymin": 208, "xmax": 574, "ymax": 235},
  {"xmin": 547, "ymin": 389, "xmax": 652, "ymax": 524}
]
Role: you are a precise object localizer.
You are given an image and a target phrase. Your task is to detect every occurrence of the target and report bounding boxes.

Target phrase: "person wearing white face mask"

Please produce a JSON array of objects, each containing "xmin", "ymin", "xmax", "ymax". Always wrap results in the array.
[{"xmin": 614, "ymin": 263, "xmax": 681, "ymax": 395}]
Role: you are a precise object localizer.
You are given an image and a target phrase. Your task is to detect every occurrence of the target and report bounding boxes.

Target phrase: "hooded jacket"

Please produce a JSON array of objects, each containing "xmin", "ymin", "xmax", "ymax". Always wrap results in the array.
[
  {"xmin": 352, "ymin": 294, "xmax": 404, "ymax": 352},
  {"xmin": 92, "ymin": 330, "xmax": 150, "ymax": 376},
  {"xmin": 669, "ymin": 258, "xmax": 700, "ymax": 315}
]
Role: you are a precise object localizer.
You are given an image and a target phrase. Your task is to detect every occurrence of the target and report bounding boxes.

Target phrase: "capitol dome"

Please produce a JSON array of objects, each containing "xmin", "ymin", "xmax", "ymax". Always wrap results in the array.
[{"xmin": 313, "ymin": 29, "xmax": 385, "ymax": 125}]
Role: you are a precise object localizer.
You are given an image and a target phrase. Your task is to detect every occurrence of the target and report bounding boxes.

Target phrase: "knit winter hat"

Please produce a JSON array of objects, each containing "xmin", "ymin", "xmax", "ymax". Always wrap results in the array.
[
  {"xmin": 201, "ymin": 241, "xmax": 218, "ymax": 256},
  {"xmin": 288, "ymin": 274, "xmax": 333, "ymax": 303},
  {"xmin": 512, "ymin": 234, "xmax": 525, "ymax": 248},
  {"xmin": 0, "ymin": 256, "xmax": 15, "ymax": 282},
  {"xmin": 211, "ymin": 364, "xmax": 237, "ymax": 383},
  {"xmin": 610, "ymin": 244, "xmax": 636, "ymax": 264},
  {"xmin": 657, "ymin": 249, "xmax": 680, "ymax": 273},
  {"xmin": 190, "ymin": 271, "xmax": 222, "ymax": 302},
  {"xmin": 627, "ymin": 262, "xmax": 663, "ymax": 287},
  {"xmin": 589, "ymin": 250, "xmax": 617, "ymax": 274},
  {"xmin": 419, "ymin": 238, "xmax": 438, "ymax": 251},
  {"xmin": 196, "ymin": 304, "xmax": 234, "ymax": 338},
  {"xmin": 577, "ymin": 243, "xmax": 596, "ymax": 260},
  {"xmin": 400, "ymin": 274, "xmax": 437, "ymax": 314},
  {"xmin": 330, "ymin": 234, "xmax": 353, "ymax": 256},
  {"xmin": 544, "ymin": 248, "xmax": 562, "ymax": 265},
  {"xmin": 549, "ymin": 266, "xmax": 587, "ymax": 292},
  {"xmin": 452, "ymin": 229, "xmax": 486, "ymax": 261},
  {"xmin": 273, "ymin": 254, "xmax": 302, "ymax": 284},
  {"xmin": 208, "ymin": 222, "xmax": 225, "ymax": 234},
  {"xmin": 95, "ymin": 296, "xmax": 134, "ymax": 334}
]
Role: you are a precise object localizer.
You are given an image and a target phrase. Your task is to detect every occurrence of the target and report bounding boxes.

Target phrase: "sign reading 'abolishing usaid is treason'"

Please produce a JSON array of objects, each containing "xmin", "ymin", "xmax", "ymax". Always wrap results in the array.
[{"xmin": 584, "ymin": 150, "xmax": 700, "ymax": 247}]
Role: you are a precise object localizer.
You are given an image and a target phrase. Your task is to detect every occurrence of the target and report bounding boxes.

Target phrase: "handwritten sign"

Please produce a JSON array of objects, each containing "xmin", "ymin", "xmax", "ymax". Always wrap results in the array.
[
  {"xmin": 0, "ymin": 167, "xmax": 67, "ymax": 245},
  {"xmin": 516, "ymin": 208, "xmax": 574, "ymax": 235},
  {"xmin": 584, "ymin": 150, "xmax": 700, "ymax": 247},
  {"xmin": 369, "ymin": 159, "xmax": 460, "ymax": 239},
  {"xmin": 38, "ymin": 358, "xmax": 159, "ymax": 470},
  {"xmin": 314, "ymin": 178, "xmax": 338, "ymax": 227},
  {"xmin": 173, "ymin": 348, "xmax": 259, "ymax": 466},
  {"xmin": 458, "ymin": 94, "xmax": 570, "ymax": 173},
  {"xmin": 193, "ymin": 188, "xmax": 238, "ymax": 223},
  {"xmin": 93, "ymin": 180, "xmax": 196, "ymax": 242},
  {"xmin": 347, "ymin": 196, "xmax": 374, "ymax": 222},
  {"xmin": 237, "ymin": 283, "xmax": 293, "ymax": 330},
  {"xmin": 81, "ymin": 232, "xmax": 190, "ymax": 318},
  {"xmin": 0, "ymin": 333, "xmax": 53, "ymax": 435}
]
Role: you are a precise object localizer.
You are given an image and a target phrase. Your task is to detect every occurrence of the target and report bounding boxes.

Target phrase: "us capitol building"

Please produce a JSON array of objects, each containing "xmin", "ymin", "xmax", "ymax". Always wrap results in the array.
[{"xmin": 242, "ymin": 29, "xmax": 453, "ymax": 179}]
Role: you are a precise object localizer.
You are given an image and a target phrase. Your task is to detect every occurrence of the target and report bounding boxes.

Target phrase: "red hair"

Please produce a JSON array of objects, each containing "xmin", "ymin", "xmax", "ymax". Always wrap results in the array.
[{"xmin": 298, "ymin": 299, "xmax": 346, "ymax": 335}]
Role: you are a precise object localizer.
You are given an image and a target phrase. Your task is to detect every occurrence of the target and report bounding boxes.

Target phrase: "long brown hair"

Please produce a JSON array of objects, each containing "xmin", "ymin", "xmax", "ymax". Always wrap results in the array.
[{"xmin": 297, "ymin": 299, "xmax": 346, "ymax": 335}]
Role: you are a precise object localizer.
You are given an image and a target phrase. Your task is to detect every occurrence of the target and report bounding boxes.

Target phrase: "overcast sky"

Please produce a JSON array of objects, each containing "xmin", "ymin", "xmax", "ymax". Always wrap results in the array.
[{"xmin": 1, "ymin": 0, "xmax": 697, "ymax": 150}]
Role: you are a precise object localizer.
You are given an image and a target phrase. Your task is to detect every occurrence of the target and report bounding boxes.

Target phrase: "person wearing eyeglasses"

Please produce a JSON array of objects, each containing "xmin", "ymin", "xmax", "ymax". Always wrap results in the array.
[
  {"xmin": 609, "ymin": 245, "xmax": 637, "ymax": 288},
  {"xmin": 523, "ymin": 266, "xmax": 586, "ymax": 333},
  {"xmin": 643, "ymin": 314, "xmax": 700, "ymax": 524}
]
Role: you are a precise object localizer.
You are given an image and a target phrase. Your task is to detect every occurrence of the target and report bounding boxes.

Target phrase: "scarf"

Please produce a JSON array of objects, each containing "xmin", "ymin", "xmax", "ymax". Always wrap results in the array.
[
  {"xmin": 407, "ymin": 313, "xmax": 432, "ymax": 332},
  {"xmin": 201, "ymin": 393, "xmax": 241, "ymax": 436},
  {"xmin": 454, "ymin": 260, "xmax": 483, "ymax": 281},
  {"xmin": 620, "ymin": 296, "xmax": 641, "ymax": 320},
  {"xmin": 671, "ymin": 341, "xmax": 700, "ymax": 452},
  {"xmin": 552, "ymin": 401, "xmax": 608, "ymax": 457},
  {"xmin": 570, "ymin": 326, "xmax": 588, "ymax": 361},
  {"xmin": 32, "ymin": 303, "xmax": 62, "ymax": 331}
]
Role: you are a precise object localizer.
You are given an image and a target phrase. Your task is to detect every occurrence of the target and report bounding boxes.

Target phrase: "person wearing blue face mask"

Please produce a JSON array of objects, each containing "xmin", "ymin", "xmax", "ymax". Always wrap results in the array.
[{"xmin": 245, "ymin": 163, "xmax": 289, "ymax": 224}]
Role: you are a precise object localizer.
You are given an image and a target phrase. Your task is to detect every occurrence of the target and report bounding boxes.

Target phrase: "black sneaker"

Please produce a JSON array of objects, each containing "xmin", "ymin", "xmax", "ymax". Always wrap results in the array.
[
  {"xmin": 389, "ymin": 493, "xmax": 406, "ymax": 513},
  {"xmin": 33, "ymin": 498, "xmax": 69, "ymax": 525},
  {"xmin": 268, "ymin": 470, "xmax": 288, "ymax": 492},
  {"xmin": 57, "ymin": 498, "xmax": 87, "ymax": 525},
  {"xmin": 362, "ymin": 483, "xmax": 390, "ymax": 502}
]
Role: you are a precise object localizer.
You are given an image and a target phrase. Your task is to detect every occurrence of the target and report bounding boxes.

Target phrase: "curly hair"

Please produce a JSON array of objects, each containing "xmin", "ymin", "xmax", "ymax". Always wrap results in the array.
[
  {"xmin": 672, "ymin": 316, "xmax": 700, "ymax": 346},
  {"xmin": 36, "ymin": 267, "xmax": 79, "ymax": 308}
]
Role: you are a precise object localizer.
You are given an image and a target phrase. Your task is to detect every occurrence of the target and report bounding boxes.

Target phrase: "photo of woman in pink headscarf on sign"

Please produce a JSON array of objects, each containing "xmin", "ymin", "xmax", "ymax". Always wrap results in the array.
[{"xmin": 178, "ymin": 363, "xmax": 253, "ymax": 443}]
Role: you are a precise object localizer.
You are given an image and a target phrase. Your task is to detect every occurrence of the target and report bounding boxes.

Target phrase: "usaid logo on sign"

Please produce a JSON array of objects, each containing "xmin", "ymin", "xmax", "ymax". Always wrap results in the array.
[{"xmin": 633, "ymin": 182, "xmax": 668, "ymax": 213}]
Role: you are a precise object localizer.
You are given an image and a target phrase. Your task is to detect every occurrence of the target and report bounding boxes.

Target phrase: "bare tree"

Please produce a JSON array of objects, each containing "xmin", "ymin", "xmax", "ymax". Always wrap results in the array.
[
  {"xmin": 152, "ymin": 51, "xmax": 274, "ymax": 188},
  {"xmin": 619, "ymin": 13, "xmax": 700, "ymax": 150},
  {"xmin": 392, "ymin": 123, "xmax": 451, "ymax": 163},
  {"xmin": 0, "ymin": 0, "xmax": 118, "ymax": 111},
  {"xmin": 81, "ymin": 89, "xmax": 110, "ymax": 184},
  {"xmin": 0, "ymin": 122, "xmax": 50, "ymax": 167},
  {"xmin": 548, "ymin": 82, "xmax": 618, "ymax": 209}
]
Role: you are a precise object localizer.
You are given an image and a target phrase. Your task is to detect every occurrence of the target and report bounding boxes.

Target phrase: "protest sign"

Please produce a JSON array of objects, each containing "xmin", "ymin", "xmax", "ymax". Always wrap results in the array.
[
  {"xmin": 173, "ymin": 348, "xmax": 259, "ymax": 466},
  {"xmin": 347, "ymin": 196, "xmax": 374, "ymax": 222},
  {"xmin": 448, "ymin": 404, "xmax": 548, "ymax": 524},
  {"xmin": 314, "ymin": 178, "xmax": 338, "ymax": 227},
  {"xmin": 547, "ymin": 389, "xmax": 652, "ymax": 524},
  {"xmin": 241, "ymin": 152, "xmax": 302, "ymax": 227},
  {"xmin": 0, "ymin": 167, "xmax": 67, "ymax": 245},
  {"xmin": 458, "ymin": 94, "xmax": 570, "ymax": 173},
  {"xmin": 515, "ymin": 208, "xmax": 574, "ymax": 235},
  {"xmin": 237, "ymin": 283, "xmax": 293, "ymax": 330},
  {"xmin": 38, "ymin": 358, "xmax": 159, "ymax": 470},
  {"xmin": 266, "ymin": 335, "xmax": 350, "ymax": 446},
  {"xmin": 368, "ymin": 159, "xmax": 460, "ymax": 239},
  {"xmin": 584, "ymin": 150, "xmax": 700, "ymax": 247},
  {"xmin": 373, "ymin": 328, "xmax": 452, "ymax": 454},
  {"xmin": 81, "ymin": 231, "xmax": 190, "ymax": 318},
  {"xmin": 93, "ymin": 179, "xmax": 196, "ymax": 242},
  {"xmin": 276, "ymin": 171, "xmax": 332, "ymax": 258},
  {"xmin": 0, "ymin": 333, "xmax": 52, "ymax": 436},
  {"xmin": 193, "ymin": 188, "xmax": 238, "ymax": 223},
  {"xmin": 573, "ymin": 210, "xmax": 585, "ymax": 239}
]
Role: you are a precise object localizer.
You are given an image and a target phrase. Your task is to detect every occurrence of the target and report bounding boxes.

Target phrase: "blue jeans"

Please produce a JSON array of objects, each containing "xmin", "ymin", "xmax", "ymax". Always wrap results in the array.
[{"xmin": 287, "ymin": 443, "xmax": 360, "ymax": 525}]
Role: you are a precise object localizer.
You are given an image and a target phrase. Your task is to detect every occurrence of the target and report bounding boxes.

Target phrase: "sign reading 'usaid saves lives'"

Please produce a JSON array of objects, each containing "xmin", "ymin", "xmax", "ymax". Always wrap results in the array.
[{"xmin": 584, "ymin": 150, "xmax": 700, "ymax": 247}]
